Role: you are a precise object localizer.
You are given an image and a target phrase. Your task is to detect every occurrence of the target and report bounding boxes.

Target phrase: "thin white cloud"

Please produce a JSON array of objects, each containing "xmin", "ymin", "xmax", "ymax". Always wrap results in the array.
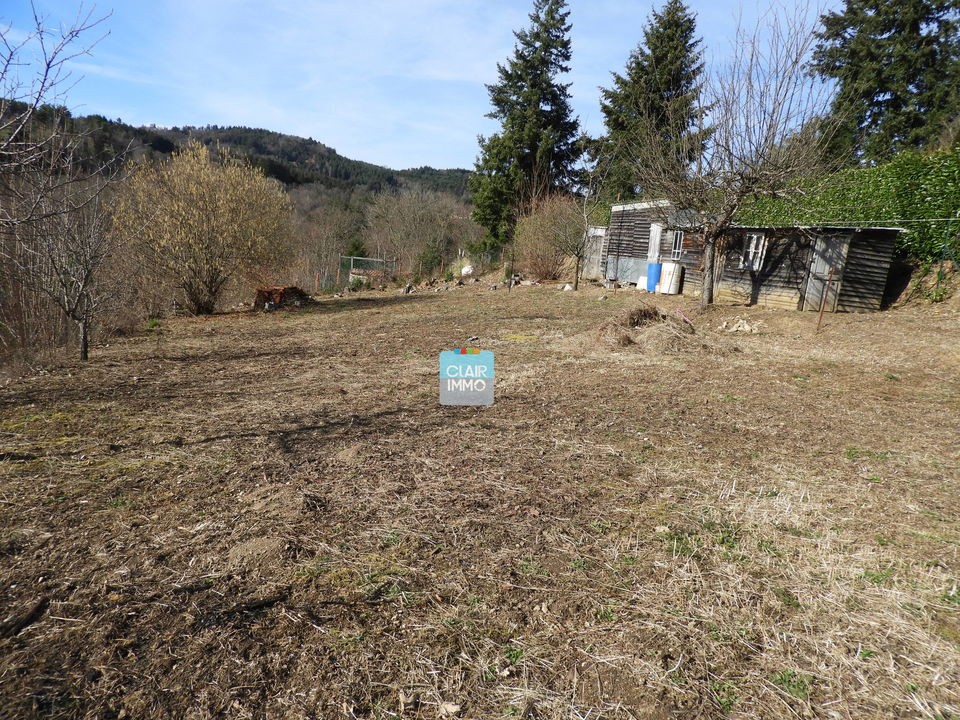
[
  {"xmin": 2, "ymin": 0, "xmax": 840, "ymax": 170},
  {"xmin": 69, "ymin": 59, "xmax": 165, "ymax": 86}
]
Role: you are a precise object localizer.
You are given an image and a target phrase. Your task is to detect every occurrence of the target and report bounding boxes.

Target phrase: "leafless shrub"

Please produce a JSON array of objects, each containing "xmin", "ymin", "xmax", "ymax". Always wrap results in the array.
[
  {"xmin": 112, "ymin": 142, "xmax": 293, "ymax": 315},
  {"xmin": 513, "ymin": 195, "xmax": 581, "ymax": 281}
]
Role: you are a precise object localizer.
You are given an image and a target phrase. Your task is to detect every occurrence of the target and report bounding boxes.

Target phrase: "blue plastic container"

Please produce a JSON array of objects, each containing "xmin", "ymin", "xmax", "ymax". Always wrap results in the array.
[{"xmin": 646, "ymin": 262, "xmax": 663, "ymax": 292}]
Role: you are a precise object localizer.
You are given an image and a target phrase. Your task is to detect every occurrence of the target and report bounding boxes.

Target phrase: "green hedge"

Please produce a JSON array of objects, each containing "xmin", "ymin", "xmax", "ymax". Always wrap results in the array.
[{"xmin": 739, "ymin": 147, "xmax": 960, "ymax": 262}]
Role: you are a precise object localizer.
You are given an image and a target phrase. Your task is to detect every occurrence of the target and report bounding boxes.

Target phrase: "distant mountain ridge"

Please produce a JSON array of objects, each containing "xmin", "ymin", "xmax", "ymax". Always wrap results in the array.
[{"xmin": 58, "ymin": 109, "xmax": 472, "ymax": 199}]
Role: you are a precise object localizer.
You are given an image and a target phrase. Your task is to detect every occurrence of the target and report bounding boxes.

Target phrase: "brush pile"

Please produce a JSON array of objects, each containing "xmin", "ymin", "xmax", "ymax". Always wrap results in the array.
[{"xmin": 597, "ymin": 302, "xmax": 699, "ymax": 352}]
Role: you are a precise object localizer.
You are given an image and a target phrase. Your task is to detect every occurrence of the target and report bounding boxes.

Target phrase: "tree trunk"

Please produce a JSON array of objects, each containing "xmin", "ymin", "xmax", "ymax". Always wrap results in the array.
[
  {"xmin": 700, "ymin": 235, "xmax": 716, "ymax": 309},
  {"xmin": 573, "ymin": 255, "xmax": 581, "ymax": 290},
  {"xmin": 79, "ymin": 319, "xmax": 89, "ymax": 361}
]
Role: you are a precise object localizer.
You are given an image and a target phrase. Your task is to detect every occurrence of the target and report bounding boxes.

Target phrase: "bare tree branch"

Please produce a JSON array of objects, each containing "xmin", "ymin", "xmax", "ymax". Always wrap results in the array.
[
  {"xmin": 623, "ymin": 3, "xmax": 837, "ymax": 307},
  {"xmin": 1, "ymin": 6, "xmax": 109, "ymax": 228}
]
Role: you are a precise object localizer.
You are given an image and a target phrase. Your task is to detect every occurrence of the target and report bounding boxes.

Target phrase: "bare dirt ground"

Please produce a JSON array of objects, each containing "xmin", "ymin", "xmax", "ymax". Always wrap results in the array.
[{"xmin": 1, "ymin": 281, "xmax": 958, "ymax": 719}]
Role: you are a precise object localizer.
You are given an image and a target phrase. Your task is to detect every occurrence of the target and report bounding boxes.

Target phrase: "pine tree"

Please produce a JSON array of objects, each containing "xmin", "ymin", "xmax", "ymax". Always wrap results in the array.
[
  {"xmin": 812, "ymin": 0, "xmax": 960, "ymax": 163},
  {"xmin": 469, "ymin": 0, "xmax": 581, "ymax": 249},
  {"xmin": 598, "ymin": 0, "xmax": 706, "ymax": 201},
  {"xmin": 345, "ymin": 235, "xmax": 367, "ymax": 259}
]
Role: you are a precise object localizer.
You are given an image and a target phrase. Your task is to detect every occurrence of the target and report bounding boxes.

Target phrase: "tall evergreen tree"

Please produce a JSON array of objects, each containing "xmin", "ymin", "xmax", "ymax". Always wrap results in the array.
[
  {"xmin": 598, "ymin": 0, "xmax": 706, "ymax": 201},
  {"xmin": 469, "ymin": 0, "xmax": 581, "ymax": 250},
  {"xmin": 812, "ymin": 0, "xmax": 960, "ymax": 164}
]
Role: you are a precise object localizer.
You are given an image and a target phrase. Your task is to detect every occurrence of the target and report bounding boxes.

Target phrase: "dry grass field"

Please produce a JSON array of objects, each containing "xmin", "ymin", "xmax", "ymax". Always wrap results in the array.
[{"xmin": 1, "ymin": 281, "xmax": 958, "ymax": 719}]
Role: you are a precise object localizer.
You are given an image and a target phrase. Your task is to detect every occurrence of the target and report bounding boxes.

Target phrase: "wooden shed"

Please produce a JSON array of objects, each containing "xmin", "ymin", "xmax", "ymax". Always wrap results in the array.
[
  {"xmin": 601, "ymin": 202, "xmax": 902, "ymax": 312},
  {"xmin": 604, "ymin": 201, "xmax": 698, "ymax": 288},
  {"xmin": 686, "ymin": 226, "xmax": 902, "ymax": 312}
]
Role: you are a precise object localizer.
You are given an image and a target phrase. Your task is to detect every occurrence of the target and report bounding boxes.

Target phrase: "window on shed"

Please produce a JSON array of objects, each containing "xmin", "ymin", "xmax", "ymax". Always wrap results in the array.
[
  {"xmin": 739, "ymin": 233, "xmax": 767, "ymax": 271},
  {"xmin": 670, "ymin": 230, "xmax": 684, "ymax": 260}
]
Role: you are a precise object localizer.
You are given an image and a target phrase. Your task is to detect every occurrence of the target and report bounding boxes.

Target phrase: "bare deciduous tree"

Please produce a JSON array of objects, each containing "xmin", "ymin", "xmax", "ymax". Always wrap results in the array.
[
  {"xmin": 295, "ymin": 207, "xmax": 360, "ymax": 291},
  {"xmin": 515, "ymin": 154, "xmax": 614, "ymax": 288},
  {"xmin": 627, "ymin": 4, "xmax": 836, "ymax": 307},
  {"xmin": 0, "ymin": 7, "xmax": 113, "ymax": 360},
  {"xmin": 513, "ymin": 195, "xmax": 574, "ymax": 281},
  {"xmin": 8, "ymin": 160, "xmax": 120, "ymax": 360},
  {"xmin": 365, "ymin": 188, "xmax": 480, "ymax": 278},
  {"xmin": 113, "ymin": 141, "xmax": 293, "ymax": 314},
  {"xmin": 567, "ymin": 151, "xmax": 620, "ymax": 289}
]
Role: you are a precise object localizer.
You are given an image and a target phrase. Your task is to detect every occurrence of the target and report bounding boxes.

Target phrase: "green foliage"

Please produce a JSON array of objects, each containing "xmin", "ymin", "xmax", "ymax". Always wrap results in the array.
[
  {"xmin": 862, "ymin": 566, "xmax": 896, "ymax": 585},
  {"xmin": 598, "ymin": 0, "xmax": 706, "ymax": 201},
  {"xmin": 401, "ymin": 167, "xmax": 472, "ymax": 201},
  {"xmin": 711, "ymin": 681, "xmax": 738, "ymax": 713},
  {"xmin": 345, "ymin": 236, "xmax": 367, "ymax": 259},
  {"xmin": 470, "ymin": 0, "xmax": 582, "ymax": 247},
  {"xmin": 844, "ymin": 447, "xmax": 891, "ymax": 461},
  {"xmin": 504, "ymin": 646, "xmax": 524, "ymax": 665},
  {"xmin": 740, "ymin": 147, "xmax": 960, "ymax": 261},
  {"xmin": 812, "ymin": 0, "xmax": 960, "ymax": 163},
  {"xmin": 165, "ymin": 126, "xmax": 402, "ymax": 191},
  {"xmin": 769, "ymin": 669, "xmax": 813, "ymax": 700},
  {"xmin": 772, "ymin": 586, "xmax": 802, "ymax": 609},
  {"xmin": 595, "ymin": 605, "xmax": 619, "ymax": 623},
  {"xmin": 470, "ymin": 134, "xmax": 522, "ymax": 250},
  {"xmin": 417, "ymin": 242, "xmax": 443, "ymax": 276}
]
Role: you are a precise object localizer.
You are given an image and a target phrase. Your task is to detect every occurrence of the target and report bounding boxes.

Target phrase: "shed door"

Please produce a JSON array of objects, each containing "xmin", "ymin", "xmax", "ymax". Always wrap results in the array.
[{"xmin": 804, "ymin": 234, "xmax": 851, "ymax": 311}]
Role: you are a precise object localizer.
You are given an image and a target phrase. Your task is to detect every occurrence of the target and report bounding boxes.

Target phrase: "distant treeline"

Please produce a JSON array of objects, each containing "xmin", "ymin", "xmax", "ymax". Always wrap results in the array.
[{"xmin": 6, "ymin": 101, "xmax": 472, "ymax": 199}]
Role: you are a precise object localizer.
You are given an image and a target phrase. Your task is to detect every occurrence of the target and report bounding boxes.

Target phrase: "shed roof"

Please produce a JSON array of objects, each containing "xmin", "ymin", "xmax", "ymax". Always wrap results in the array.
[{"xmin": 610, "ymin": 200, "xmax": 672, "ymax": 212}]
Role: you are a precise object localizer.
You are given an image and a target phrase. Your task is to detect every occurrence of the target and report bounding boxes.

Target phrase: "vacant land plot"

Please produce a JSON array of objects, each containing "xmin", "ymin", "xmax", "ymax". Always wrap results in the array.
[{"xmin": 1, "ymin": 283, "xmax": 958, "ymax": 719}]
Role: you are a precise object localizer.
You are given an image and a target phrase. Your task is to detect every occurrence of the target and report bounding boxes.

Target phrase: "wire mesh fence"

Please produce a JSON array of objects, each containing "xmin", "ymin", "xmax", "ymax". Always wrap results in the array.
[{"xmin": 337, "ymin": 256, "xmax": 399, "ymax": 288}]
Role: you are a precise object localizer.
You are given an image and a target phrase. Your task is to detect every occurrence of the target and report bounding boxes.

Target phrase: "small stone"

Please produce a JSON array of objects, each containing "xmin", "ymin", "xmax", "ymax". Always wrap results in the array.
[{"xmin": 439, "ymin": 702, "xmax": 461, "ymax": 717}]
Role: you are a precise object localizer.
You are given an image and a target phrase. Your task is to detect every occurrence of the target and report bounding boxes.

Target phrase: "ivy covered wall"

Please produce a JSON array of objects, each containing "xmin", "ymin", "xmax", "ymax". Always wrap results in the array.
[{"xmin": 740, "ymin": 147, "xmax": 960, "ymax": 262}]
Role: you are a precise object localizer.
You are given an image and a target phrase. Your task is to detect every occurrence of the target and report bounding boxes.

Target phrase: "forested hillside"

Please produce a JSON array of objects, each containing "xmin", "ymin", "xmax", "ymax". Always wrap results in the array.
[{"xmin": 53, "ymin": 108, "xmax": 472, "ymax": 198}]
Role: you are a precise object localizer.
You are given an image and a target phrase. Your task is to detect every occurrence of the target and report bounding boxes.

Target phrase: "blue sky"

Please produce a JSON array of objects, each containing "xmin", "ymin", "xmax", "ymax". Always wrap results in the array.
[{"xmin": 2, "ymin": 1, "xmax": 835, "ymax": 171}]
